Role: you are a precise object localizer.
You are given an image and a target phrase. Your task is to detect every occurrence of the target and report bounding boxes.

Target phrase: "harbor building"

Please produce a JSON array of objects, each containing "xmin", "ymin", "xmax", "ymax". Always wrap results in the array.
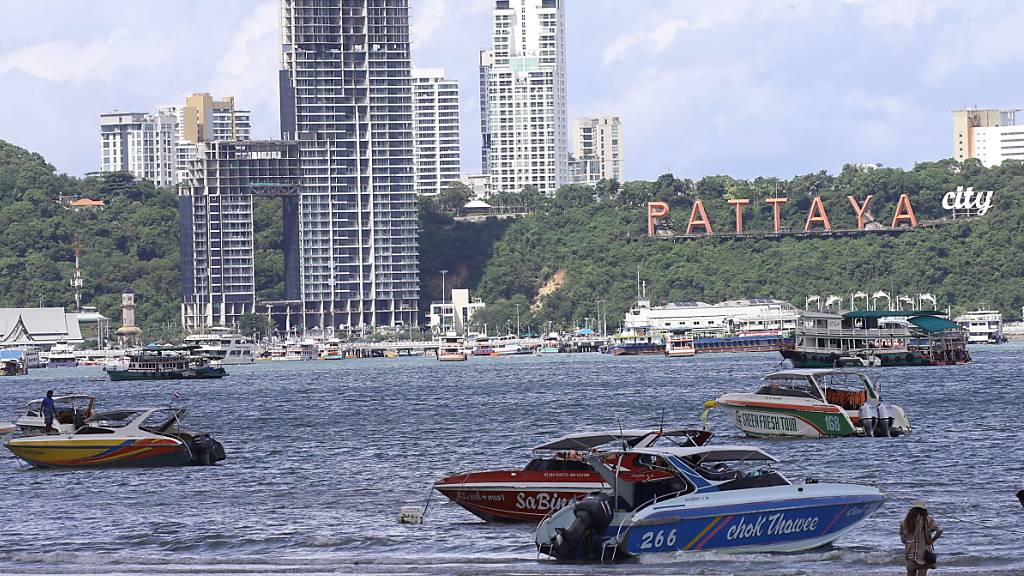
[
  {"xmin": 183, "ymin": 0, "xmax": 419, "ymax": 334},
  {"xmin": 0, "ymin": 308, "xmax": 83, "ymax": 349},
  {"xmin": 482, "ymin": 0, "xmax": 569, "ymax": 195},
  {"xmin": 953, "ymin": 108, "xmax": 1022, "ymax": 165},
  {"xmin": 570, "ymin": 116, "xmax": 622, "ymax": 184},
  {"xmin": 428, "ymin": 289, "xmax": 486, "ymax": 335},
  {"xmin": 412, "ymin": 69, "xmax": 461, "ymax": 196}
]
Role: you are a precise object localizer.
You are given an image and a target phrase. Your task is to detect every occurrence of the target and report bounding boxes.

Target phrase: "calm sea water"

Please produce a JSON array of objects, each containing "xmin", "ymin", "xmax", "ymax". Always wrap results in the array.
[{"xmin": 1, "ymin": 345, "xmax": 1022, "ymax": 576}]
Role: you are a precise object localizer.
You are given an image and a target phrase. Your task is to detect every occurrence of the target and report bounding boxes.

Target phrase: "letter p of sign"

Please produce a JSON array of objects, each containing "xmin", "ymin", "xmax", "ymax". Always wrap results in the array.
[{"xmin": 648, "ymin": 202, "xmax": 670, "ymax": 236}]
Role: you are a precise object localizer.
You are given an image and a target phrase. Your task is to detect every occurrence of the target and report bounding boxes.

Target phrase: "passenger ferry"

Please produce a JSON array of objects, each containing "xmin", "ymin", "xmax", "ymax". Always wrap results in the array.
[
  {"xmin": 104, "ymin": 346, "xmax": 227, "ymax": 381},
  {"xmin": 781, "ymin": 310, "xmax": 970, "ymax": 367},
  {"xmin": 607, "ymin": 330, "xmax": 664, "ymax": 355},
  {"xmin": 954, "ymin": 309, "xmax": 1005, "ymax": 344},
  {"xmin": 664, "ymin": 328, "xmax": 695, "ymax": 357},
  {"xmin": 45, "ymin": 341, "xmax": 78, "ymax": 368},
  {"xmin": 438, "ymin": 334, "xmax": 468, "ymax": 361},
  {"xmin": 184, "ymin": 327, "xmax": 256, "ymax": 364}
]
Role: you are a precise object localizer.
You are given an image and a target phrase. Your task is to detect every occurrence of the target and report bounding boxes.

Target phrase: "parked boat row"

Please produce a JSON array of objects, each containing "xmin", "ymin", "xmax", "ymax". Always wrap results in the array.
[{"xmin": 2, "ymin": 393, "xmax": 225, "ymax": 468}]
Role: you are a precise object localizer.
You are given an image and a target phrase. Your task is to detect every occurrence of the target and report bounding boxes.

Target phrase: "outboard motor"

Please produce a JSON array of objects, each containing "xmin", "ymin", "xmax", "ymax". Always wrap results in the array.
[
  {"xmin": 189, "ymin": 433, "xmax": 226, "ymax": 465},
  {"xmin": 858, "ymin": 402, "xmax": 878, "ymax": 437},
  {"xmin": 550, "ymin": 493, "xmax": 614, "ymax": 560},
  {"xmin": 875, "ymin": 403, "xmax": 895, "ymax": 437}
]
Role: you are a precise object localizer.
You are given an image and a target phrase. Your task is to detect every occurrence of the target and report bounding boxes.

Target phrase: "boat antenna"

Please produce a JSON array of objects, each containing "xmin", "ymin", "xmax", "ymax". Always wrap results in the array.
[
  {"xmin": 658, "ymin": 408, "xmax": 666, "ymax": 435},
  {"xmin": 618, "ymin": 418, "xmax": 627, "ymax": 451}
]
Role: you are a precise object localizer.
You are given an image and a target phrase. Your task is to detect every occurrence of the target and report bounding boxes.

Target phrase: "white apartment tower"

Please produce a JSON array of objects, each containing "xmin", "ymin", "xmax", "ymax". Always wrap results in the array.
[
  {"xmin": 571, "ymin": 116, "xmax": 622, "ymax": 184},
  {"xmin": 412, "ymin": 68, "xmax": 461, "ymax": 195},
  {"xmin": 953, "ymin": 108, "xmax": 1021, "ymax": 165},
  {"xmin": 483, "ymin": 0, "xmax": 568, "ymax": 195},
  {"xmin": 100, "ymin": 110, "xmax": 178, "ymax": 188}
]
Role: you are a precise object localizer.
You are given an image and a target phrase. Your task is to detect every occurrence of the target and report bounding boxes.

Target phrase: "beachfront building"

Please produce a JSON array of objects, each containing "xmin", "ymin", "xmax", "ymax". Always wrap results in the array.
[
  {"xmin": 482, "ymin": 0, "xmax": 569, "ymax": 195},
  {"xmin": 428, "ymin": 289, "xmax": 486, "ymax": 335},
  {"xmin": 412, "ymin": 69, "xmax": 461, "ymax": 196},
  {"xmin": 570, "ymin": 116, "xmax": 622, "ymax": 184},
  {"xmin": 953, "ymin": 108, "xmax": 1023, "ymax": 166},
  {"xmin": 182, "ymin": 0, "xmax": 419, "ymax": 333}
]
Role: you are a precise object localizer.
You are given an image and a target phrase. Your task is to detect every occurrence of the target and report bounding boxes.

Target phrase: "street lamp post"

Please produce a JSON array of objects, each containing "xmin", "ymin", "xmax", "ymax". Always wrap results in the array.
[
  {"xmin": 515, "ymin": 303, "xmax": 521, "ymax": 337},
  {"xmin": 439, "ymin": 269, "xmax": 448, "ymax": 332}
]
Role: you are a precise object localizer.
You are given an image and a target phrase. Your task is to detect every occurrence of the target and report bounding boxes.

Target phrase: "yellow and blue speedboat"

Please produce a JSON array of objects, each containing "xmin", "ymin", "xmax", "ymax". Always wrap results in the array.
[{"xmin": 4, "ymin": 407, "xmax": 225, "ymax": 468}]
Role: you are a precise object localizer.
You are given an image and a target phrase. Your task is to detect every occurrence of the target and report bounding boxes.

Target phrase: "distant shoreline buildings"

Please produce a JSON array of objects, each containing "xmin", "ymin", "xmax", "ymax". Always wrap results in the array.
[
  {"xmin": 953, "ymin": 108, "xmax": 1023, "ymax": 167},
  {"xmin": 412, "ymin": 68, "xmax": 461, "ymax": 196},
  {"xmin": 570, "ymin": 116, "xmax": 622, "ymax": 185}
]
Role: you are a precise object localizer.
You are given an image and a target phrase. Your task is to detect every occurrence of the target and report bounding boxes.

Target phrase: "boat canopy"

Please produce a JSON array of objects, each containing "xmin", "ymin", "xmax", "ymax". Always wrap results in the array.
[
  {"xmin": 908, "ymin": 315, "xmax": 961, "ymax": 333},
  {"xmin": 534, "ymin": 429, "xmax": 666, "ymax": 451},
  {"xmin": 627, "ymin": 445, "xmax": 778, "ymax": 463},
  {"xmin": 842, "ymin": 310, "xmax": 943, "ymax": 319}
]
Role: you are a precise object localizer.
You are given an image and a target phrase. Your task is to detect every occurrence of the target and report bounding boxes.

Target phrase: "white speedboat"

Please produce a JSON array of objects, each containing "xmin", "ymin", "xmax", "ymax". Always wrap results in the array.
[
  {"xmin": 4, "ymin": 407, "xmax": 225, "ymax": 468},
  {"xmin": 712, "ymin": 369, "xmax": 911, "ymax": 438},
  {"xmin": 536, "ymin": 445, "xmax": 885, "ymax": 561}
]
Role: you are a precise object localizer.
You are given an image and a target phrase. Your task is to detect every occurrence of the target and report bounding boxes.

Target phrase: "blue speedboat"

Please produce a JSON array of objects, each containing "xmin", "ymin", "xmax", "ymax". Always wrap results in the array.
[{"xmin": 536, "ymin": 445, "xmax": 884, "ymax": 561}]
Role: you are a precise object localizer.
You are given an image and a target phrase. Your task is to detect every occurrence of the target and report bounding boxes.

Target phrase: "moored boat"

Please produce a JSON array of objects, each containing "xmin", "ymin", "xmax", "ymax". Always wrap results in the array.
[
  {"xmin": 954, "ymin": 309, "xmax": 1005, "ymax": 344},
  {"xmin": 535, "ymin": 445, "xmax": 885, "ymax": 561},
  {"xmin": 433, "ymin": 428, "xmax": 711, "ymax": 523},
  {"xmin": 607, "ymin": 331, "xmax": 664, "ymax": 355},
  {"xmin": 438, "ymin": 334, "xmax": 468, "ymax": 361},
  {"xmin": 4, "ymin": 406, "xmax": 225, "ymax": 468},
  {"xmin": 782, "ymin": 310, "xmax": 970, "ymax": 367},
  {"xmin": 184, "ymin": 327, "xmax": 256, "ymax": 364},
  {"xmin": 104, "ymin": 346, "xmax": 227, "ymax": 381},
  {"xmin": 712, "ymin": 369, "xmax": 911, "ymax": 438},
  {"xmin": 0, "ymin": 422, "xmax": 14, "ymax": 443},
  {"xmin": 665, "ymin": 328, "xmax": 695, "ymax": 357},
  {"xmin": 45, "ymin": 341, "xmax": 79, "ymax": 368},
  {"xmin": 0, "ymin": 350, "xmax": 28, "ymax": 376}
]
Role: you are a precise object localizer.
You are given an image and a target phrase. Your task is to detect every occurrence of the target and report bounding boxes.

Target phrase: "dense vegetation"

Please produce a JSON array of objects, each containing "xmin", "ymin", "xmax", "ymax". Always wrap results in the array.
[
  {"xmin": 2, "ymin": 137, "xmax": 1022, "ymax": 340},
  {"xmin": 429, "ymin": 160, "xmax": 1024, "ymax": 333},
  {"xmin": 0, "ymin": 140, "xmax": 181, "ymax": 340}
]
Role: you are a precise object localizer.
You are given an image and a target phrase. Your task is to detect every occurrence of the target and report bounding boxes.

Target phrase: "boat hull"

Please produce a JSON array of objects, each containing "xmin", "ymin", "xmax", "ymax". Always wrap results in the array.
[
  {"xmin": 106, "ymin": 367, "xmax": 227, "ymax": 381},
  {"xmin": 4, "ymin": 437, "xmax": 192, "ymax": 468},
  {"xmin": 716, "ymin": 399, "xmax": 856, "ymax": 438},
  {"xmin": 434, "ymin": 471, "xmax": 605, "ymax": 522},
  {"xmin": 438, "ymin": 353, "xmax": 468, "ymax": 362},
  {"xmin": 781, "ymin": 348, "xmax": 966, "ymax": 368},
  {"xmin": 610, "ymin": 345, "xmax": 664, "ymax": 356},
  {"xmin": 616, "ymin": 491, "xmax": 885, "ymax": 556},
  {"xmin": 695, "ymin": 335, "xmax": 786, "ymax": 353}
]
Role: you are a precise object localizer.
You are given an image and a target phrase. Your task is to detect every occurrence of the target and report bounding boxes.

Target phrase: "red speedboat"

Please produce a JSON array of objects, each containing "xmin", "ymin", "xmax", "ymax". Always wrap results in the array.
[{"xmin": 433, "ymin": 428, "xmax": 712, "ymax": 522}]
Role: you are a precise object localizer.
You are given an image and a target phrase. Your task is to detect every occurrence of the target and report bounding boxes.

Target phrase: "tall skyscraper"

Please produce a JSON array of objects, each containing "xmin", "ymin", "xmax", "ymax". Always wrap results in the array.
[
  {"xmin": 183, "ymin": 0, "xmax": 419, "ymax": 333},
  {"xmin": 412, "ymin": 68, "xmax": 461, "ymax": 196},
  {"xmin": 482, "ymin": 0, "xmax": 568, "ymax": 195},
  {"xmin": 99, "ymin": 109, "xmax": 178, "ymax": 188},
  {"xmin": 478, "ymin": 49, "xmax": 493, "ymax": 174},
  {"xmin": 176, "ymin": 93, "xmax": 251, "ymax": 183},
  {"xmin": 953, "ymin": 108, "xmax": 1022, "ymax": 166},
  {"xmin": 570, "ymin": 116, "xmax": 622, "ymax": 185}
]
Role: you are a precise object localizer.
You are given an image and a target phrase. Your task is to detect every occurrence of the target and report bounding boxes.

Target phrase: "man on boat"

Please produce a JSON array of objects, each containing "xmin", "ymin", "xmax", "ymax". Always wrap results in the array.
[{"xmin": 42, "ymin": 390, "xmax": 56, "ymax": 433}]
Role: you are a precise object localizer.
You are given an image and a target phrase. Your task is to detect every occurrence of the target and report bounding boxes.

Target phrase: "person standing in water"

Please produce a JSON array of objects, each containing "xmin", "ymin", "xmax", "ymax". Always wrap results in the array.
[{"xmin": 901, "ymin": 500, "xmax": 943, "ymax": 576}]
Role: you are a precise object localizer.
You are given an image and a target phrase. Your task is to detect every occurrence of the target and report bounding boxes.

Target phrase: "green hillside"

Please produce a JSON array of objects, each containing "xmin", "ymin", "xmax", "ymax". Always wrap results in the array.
[{"xmin": 0, "ymin": 140, "xmax": 181, "ymax": 339}]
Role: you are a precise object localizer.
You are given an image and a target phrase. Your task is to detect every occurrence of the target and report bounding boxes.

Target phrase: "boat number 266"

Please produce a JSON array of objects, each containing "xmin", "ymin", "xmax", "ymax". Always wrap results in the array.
[{"xmin": 639, "ymin": 529, "xmax": 677, "ymax": 549}]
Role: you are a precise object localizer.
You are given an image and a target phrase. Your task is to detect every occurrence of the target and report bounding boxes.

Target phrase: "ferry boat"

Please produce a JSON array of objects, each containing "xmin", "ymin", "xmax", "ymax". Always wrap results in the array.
[
  {"xmin": 433, "ymin": 428, "xmax": 711, "ymax": 522},
  {"xmin": 268, "ymin": 339, "xmax": 319, "ymax": 361},
  {"xmin": 607, "ymin": 331, "xmax": 664, "ymax": 355},
  {"xmin": 104, "ymin": 346, "xmax": 227, "ymax": 381},
  {"xmin": 470, "ymin": 336, "xmax": 495, "ymax": 356},
  {"xmin": 321, "ymin": 338, "xmax": 345, "ymax": 360},
  {"xmin": 536, "ymin": 445, "xmax": 885, "ymax": 561},
  {"xmin": 491, "ymin": 335, "xmax": 532, "ymax": 356},
  {"xmin": 954, "ymin": 309, "xmax": 1006, "ymax": 344},
  {"xmin": 664, "ymin": 328, "xmax": 695, "ymax": 357},
  {"xmin": 713, "ymin": 369, "xmax": 911, "ymax": 438},
  {"xmin": 539, "ymin": 334, "xmax": 561, "ymax": 354},
  {"xmin": 627, "ymin": 298, "xmax": 798, "ymax": 336},
  {"xmin": 781, "ymin": 310, "xmax": 970, "ymax": 367},
  {"xmin": 693, "ymin": 329, "xmax": 791, "ymax": 353},
  {"xmin": 45, "ymin": 341, "xmax": 78, "ymax": 368},
  {"xmin": 184, "ymin": 327, "xmax": 256, "ymax": 364},
  {"xmin": 438, "ymin": 334, "xmax": 468, "ymax": 361}
]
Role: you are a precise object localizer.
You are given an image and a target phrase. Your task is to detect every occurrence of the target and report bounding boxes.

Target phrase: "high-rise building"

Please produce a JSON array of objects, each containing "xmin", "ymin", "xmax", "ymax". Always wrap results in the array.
[
  {"xmin": 570, "ymin": 116, "xmax": 622, "ymax": 184},
  {"xmin": 953, "ymin": 108, "xmax": 1019, "ymax": 163},
  {"xmin": 100, "ymin": 94, "xmax": 250, "ymax": 188},
  {"xmin": 99, "ymin": 109, "xmax": 178, "ymax": 188},
  {"xmin": 482, "ymin": 0, "xmax": 568, "ymax": 195},
  {"xmin": 182, "ymin": 0, "xmax": 419, "ymax": 333},
  {"xmin": 412, "ymin": 68, "xmax": 461, "ymax": 196},
  {"xmin": 478, "ymin": 49, "xmax": 493, "ymax": 175}
]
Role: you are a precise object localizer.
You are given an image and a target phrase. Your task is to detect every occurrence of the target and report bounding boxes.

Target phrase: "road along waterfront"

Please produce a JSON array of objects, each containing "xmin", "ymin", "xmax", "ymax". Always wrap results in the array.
[{"xmin": 1, "ymin": 345, "xmax": 1022, "ymax": 575}]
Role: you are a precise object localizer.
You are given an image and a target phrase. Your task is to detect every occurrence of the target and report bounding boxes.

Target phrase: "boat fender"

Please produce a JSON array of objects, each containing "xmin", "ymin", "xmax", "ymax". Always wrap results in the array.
[
  {"xmin": 551, "ymin": 493, "xmax": 614, "ymax": 560},
  {"xmin": 875, "ymin": 403, "xmax": 895, "ymax": 437},
  {"xmin": 858, "ymin": 402, "xmax": 878, "ymax": 437}
]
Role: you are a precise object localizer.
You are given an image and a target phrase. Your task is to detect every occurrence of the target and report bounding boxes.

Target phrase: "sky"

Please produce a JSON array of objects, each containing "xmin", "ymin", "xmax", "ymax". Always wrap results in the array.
[{"xmin": 1, "ymin": 0, "xmax": 1022, "ymax": 182}]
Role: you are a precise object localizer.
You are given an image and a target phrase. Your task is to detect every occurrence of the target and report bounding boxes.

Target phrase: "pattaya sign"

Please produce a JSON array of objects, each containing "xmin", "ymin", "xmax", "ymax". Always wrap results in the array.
[
  {"xmin": 943, "ymin": 186, "xmax": 993, "ymax": 216},
  {"xmin": 647, "ymin": 194, "xmax": 919, "ymax": 236}
]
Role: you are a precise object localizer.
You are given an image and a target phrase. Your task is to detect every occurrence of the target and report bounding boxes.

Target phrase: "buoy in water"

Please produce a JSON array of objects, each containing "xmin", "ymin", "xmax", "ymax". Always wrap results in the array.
[
  {"xmin": 1017, "ymin": 490, "xmax": 1024, "ymax": 509},
  {"xmin": 398, "ymin": 505, "xmax": 425, "ymax": 524}
]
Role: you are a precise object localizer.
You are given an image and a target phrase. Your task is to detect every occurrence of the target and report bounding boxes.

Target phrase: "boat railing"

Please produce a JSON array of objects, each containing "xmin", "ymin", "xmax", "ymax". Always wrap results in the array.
[{"xmin": 798, "ymin": 326, "xmax": 912, "ymax": 339}]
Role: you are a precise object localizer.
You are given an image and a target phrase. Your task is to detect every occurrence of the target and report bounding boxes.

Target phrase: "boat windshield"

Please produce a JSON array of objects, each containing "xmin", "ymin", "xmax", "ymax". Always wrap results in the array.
[
  {"xmin": 87, "ymin": 410, "xmax": 143, "ymax": 428},
  {"xmin": 684, "ymin": 455, "xmax": 789, "ymax": 489},
  {"xmin": 756, "ymin": 375, "xmax": 821, "ymax": 400},
  {"xmin": 140, "ymin": 409, "xmax": 187, "ymax": 434}
]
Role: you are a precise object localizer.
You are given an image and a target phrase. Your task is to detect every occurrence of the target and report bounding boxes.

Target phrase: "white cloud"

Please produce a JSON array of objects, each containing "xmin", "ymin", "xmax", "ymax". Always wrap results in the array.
[
  {"xmin": 211, "ymin": 0, "xmax": 279, "ymax": 138},
  {"xmin": 412, "ymin": 0, "xmax": 446, "ymax": 50},
  {"xmin": 843, "ymin": 0, "xmax": 944, "ymax": 27},
  {"xmin": 0, "ymin": 28, "xmax": 171, "ymax": 83}
]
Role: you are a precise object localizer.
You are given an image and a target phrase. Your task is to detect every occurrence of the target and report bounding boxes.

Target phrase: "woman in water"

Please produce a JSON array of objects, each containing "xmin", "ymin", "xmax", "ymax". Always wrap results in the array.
[{"xmin": 900, "ymin": 500, "xmax": 943, "ymax": 576}]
